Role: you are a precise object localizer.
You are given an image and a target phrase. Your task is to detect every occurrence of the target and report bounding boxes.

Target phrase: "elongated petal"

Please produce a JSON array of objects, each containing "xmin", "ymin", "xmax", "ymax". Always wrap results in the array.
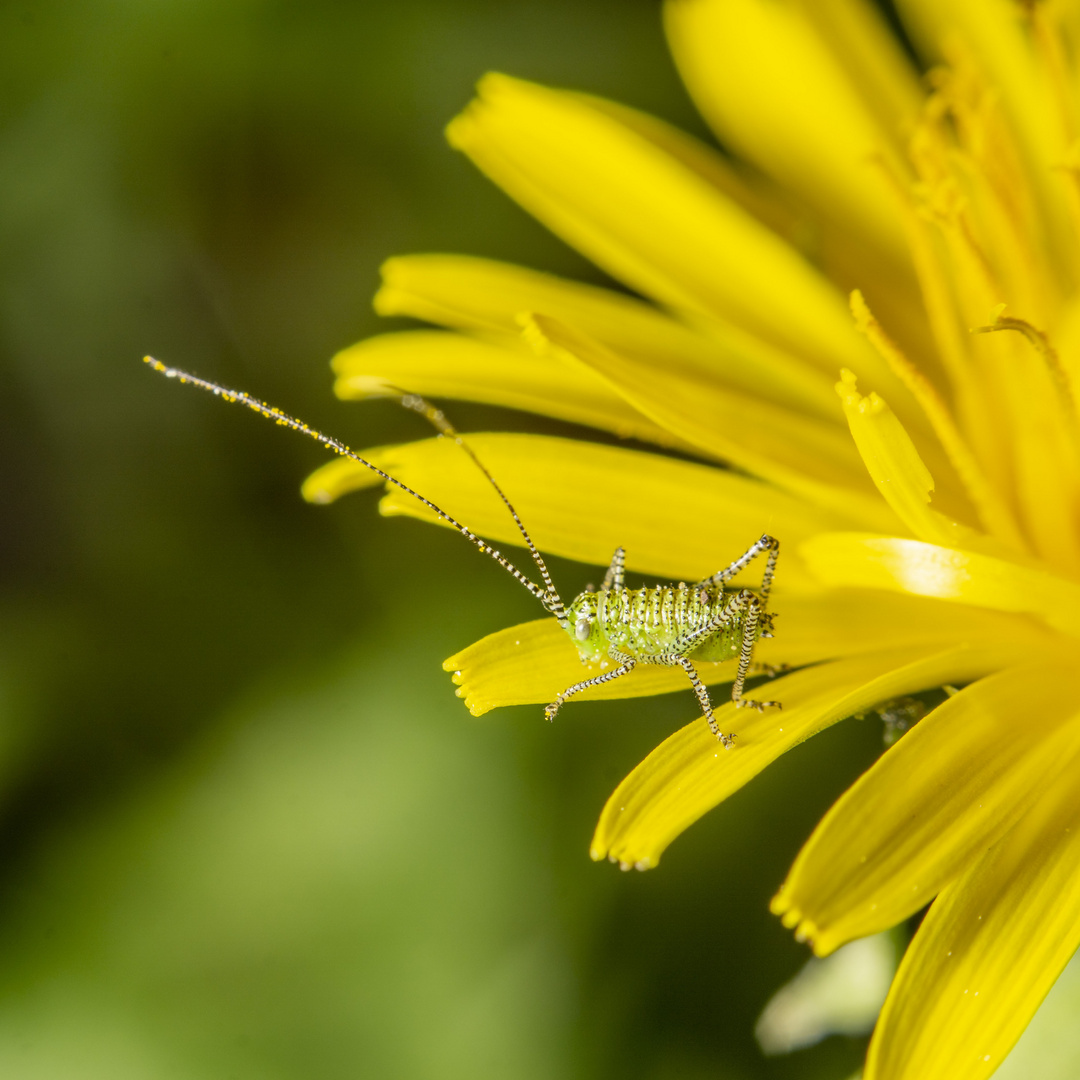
[
  {"xmin": 445, "ymin": 592, "xmax": 1055, "ymax": 715},
  {"xmin": 567, "ymin": 92, "xmax": 812, "ymax": 245},
  {"xmin": 375, "ymin": 254, "xmax": 840, "ymax": 419},
  {"xmin": 665, "ymin": 0, "xmax": 916, "ymax": 262},
  {"xmin": 302, "ymin": 434, "xmax": 843, "ymax": 585},
  {"xmin": 330, "ymin": 330, "xmax": 682, "ymax": 448},
  {"xmin": 800, "ymin": 534, "xmax": 1080, "ymax": 637},
  {"xmin": 527, "ymin": 315, "xmax": 893, "ymax": 529},
  {"xmin": 772, "ymin": 658, "xmax": 1080, "ymax": 956},
  {"xmin": 574, "ymin": 86, "xmax": 925, "ymax": 361},
  {"xmin": 850, "ymin": 291, "xmax": 1027, "ymax": 552},
  {"xmin": 866, "ymin": 763, "xmax": 1080, "ymax": 1080},
  {"xmin": 445, "ymin": 73, "xmax": 899, "ymax": 394},
  {"xmin": 895, "ymin": 0, "xmax": 1076, "ymax": 278},
  {"xmin": 591, "ymin": 644, "xmax": 1016, "ymax": 870},
  {"xmin": 836, "ymin": 369, "xmax": 977, "ymax": 544}
]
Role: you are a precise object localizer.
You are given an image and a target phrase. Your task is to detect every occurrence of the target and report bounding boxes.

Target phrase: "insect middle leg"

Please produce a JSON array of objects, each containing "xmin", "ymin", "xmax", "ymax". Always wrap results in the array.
[
  {"xmin": 545, "ymin": 656, "xmax": 636, "ymax": 722},
  {"xmin": 678, "ymin": 656, "xmax": 734, "ymax": 748},
  {"xmin": 623, "ymin": 647, "xmax": 735, "ymax": 747}
]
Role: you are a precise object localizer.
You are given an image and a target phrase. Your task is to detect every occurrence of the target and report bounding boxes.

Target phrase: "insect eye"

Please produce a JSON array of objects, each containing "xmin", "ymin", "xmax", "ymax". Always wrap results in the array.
[{"xmin": 575, "ymin": 617, "xmax": 592, "ymax": 641}]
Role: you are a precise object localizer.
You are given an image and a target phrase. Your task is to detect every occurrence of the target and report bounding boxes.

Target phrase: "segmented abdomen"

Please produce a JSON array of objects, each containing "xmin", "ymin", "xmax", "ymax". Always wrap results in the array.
[{"xmin": 595, "ymin": 585, "xmax": 744, "ymax": 662}]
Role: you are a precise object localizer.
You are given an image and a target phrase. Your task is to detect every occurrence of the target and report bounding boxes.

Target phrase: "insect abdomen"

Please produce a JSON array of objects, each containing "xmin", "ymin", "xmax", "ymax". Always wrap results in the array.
[{"xmin": 594, "ymin": 585, "xmax": 745, "ymax": 662}]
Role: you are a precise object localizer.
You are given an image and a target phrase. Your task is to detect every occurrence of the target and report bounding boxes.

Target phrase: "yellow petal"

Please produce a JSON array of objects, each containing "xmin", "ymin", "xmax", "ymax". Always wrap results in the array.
[
  {"xmin": 866, "ymin": 764, "xmax": 1080, "ymax": 1080},
  {"xmin": 329, "ymin": 329, "xmax": 681, "ymax": 448},
  {"xmin": 375, "ymin": 254, "xmax": 840, "ymax": 419},
  {"xmin": 445, "ymin": 591, "xmax": 1056, "ymax": 716},
  {"xmin": 566, "ymin": 91, "xmax": 812, "ymax": 245},
  {"xmin": 591, "ymin": 644, "xmax": 1016, "ymax": 870},
  {"xmin": 445, "ymin": 73, "xmax": 899, "ymax": 393},
  {"xmin": 526, "ymin": 314, "xmax": 895, "ymax": 530},
  {"xmin": 581, "ymin": 91, "xmax": 930, "ymax": 374},
  {"xmin": 850, "ymin": 290, "xmax": 1028, "ymax": 553},
  {"xmin": 772, "ymin": 657, "xmax": 1080, "ymax": 956},
  {"xmin": 664, "ymin": 0, "xmax": 917, "ymax": 262},
  {"xmin": 895, "ymin": 0, "xmax": 1077, "ymax": 278},
  {"xmin": 835, "ymin": 368, "xmax": 977, "ymax": 545},
  {"xmin": 967, "ymin": 318, "xmax": 1080, "ymax": 575},
  {"xmin": 800, "ymin": 533, "xmax": 1080, "ymax": 638},
  {"xmin": 302, "ymin": 434, "xmax": 844, "ymax": 585}
]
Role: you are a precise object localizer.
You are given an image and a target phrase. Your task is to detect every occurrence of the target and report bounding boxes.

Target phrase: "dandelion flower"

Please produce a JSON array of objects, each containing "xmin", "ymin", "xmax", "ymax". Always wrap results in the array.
[{"xmin": 302, "ymin": 1, "xmax": 1080, "ymax": 1076}]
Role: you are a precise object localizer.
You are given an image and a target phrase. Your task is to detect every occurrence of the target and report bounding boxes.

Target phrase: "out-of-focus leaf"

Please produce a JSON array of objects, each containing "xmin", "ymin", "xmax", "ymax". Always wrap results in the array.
[{"xmin": 0, "ymin": 637, "xmax": 573, "ymax": 1080}]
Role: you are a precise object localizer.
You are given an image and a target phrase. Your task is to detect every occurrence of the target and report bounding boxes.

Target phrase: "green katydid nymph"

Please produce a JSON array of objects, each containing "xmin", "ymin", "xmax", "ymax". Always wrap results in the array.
[{"xmin": 146, "ymin": 357, "xmax": 781, "ymax": 745}]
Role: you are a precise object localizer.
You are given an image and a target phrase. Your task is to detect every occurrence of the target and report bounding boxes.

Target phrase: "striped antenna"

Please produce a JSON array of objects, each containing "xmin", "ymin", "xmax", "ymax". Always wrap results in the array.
[
  {"xmin": 145, "ymin": 357, "xmax": 568, "ymax": 623},
  {"xmin": 392, "ymin": 390, "xmax": 566, "ymax": 622}
]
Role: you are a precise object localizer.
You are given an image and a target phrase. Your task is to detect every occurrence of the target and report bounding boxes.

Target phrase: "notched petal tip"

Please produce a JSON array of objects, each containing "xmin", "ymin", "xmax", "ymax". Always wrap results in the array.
[
  {"xmin": 836, "ymin": 367, "xmax": 886, "ymax": 419},
  {"xmin": 780, "ymin": 908, "xmax": 801, "ymax": 930},
  {"xmin": 772, "ymin": 898, "xmax": 828, "ymax": 953},
  {"xmin": 445, "ymin": 71, "xmax": 512, "ymax": 150}
]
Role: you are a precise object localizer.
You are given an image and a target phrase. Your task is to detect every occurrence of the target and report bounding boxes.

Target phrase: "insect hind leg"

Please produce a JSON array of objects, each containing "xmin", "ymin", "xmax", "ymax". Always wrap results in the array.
[
  {"xmin": 728, "ymin": 590, "xmax": 781, "ymax": 713},
  {"xmin": 669, "ymin": 589, "xmax": 781, "ymax": 717},
  {"xmin": 697, "ymin": 534, "xmax": 780, "ymax": 607},
  {"xmin": 545, "ymin": 658, "xmax": 636, "ymax": 722}
]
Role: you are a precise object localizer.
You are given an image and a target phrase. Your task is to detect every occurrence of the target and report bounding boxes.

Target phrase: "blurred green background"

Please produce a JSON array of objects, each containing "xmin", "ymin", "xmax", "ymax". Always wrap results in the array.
[{"xmin": 3, "ymin": 2, "xmax": 1071, "ymax": 1078}]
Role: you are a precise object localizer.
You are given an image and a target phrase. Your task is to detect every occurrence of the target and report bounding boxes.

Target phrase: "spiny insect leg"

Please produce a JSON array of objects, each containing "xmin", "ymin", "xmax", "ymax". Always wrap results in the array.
[
  {"xmin": 601, "ymin": 546, "xmax": 626, "ymax": 591},
  {"xmin": 668, "ymin": 587, "xmax": 748, "ymax": 655},
  {"xmin": 670, "ymin": 590, "xmax": 780, "ymax": 714},
  {"xmin": 730, "ymin": 592, "xmax": 781, "ymax": 713},
  {"xmin": 676, "ymin": 657, "xmax": 734, "ymax": 748},
  {"xmin": 696, "ymin": 534, "xmax": 780, "ymax": 607},
  {"xmin": 544, "ymin": 659, "xmax": 636, "ymax": 722}
]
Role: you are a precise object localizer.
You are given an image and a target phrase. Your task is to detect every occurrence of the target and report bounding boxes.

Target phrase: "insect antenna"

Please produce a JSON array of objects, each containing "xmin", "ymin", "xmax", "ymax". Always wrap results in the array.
[
  {"xmin": 144, "ymin": 357, "xmax": 568, "ymax": 622},
  {"xmin": 390, "ymin": 390, "xmax": 567, "ymax": 623}
]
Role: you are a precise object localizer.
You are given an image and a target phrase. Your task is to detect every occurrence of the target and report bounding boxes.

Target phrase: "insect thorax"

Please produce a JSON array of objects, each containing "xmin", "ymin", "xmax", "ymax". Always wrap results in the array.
[{"xmin": 565, "ymin": 583, "xmax": 766, "ymax": 665}]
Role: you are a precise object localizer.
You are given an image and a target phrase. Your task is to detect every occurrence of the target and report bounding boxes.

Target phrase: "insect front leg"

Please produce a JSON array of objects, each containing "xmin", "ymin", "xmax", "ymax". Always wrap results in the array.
[
  {"xmin": 601, "ymin": 546, "xmax": 626, "ymax": 591},
  {"xmin": 545, "ymin": 655, "xmax": 636, "ymax": 722},
  {"xmin": 696, "ymin": 534, "xmax": 779, "ymax": 608}
]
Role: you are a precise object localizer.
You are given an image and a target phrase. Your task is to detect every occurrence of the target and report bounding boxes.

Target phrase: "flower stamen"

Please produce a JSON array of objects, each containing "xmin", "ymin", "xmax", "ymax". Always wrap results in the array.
[
  {"xmin": 973, "ymin": 306, "xmax": 1077, "ymax": 423},
  {"xmin": 851, "ymin": 291, "xmax": 1026, "ymax": 551}
]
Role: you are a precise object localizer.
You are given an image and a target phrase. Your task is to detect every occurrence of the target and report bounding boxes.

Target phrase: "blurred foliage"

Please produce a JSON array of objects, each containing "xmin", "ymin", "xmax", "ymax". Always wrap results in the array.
[
  {"xmin": 997, "ymin": 949, "xmax": 1080, "ymax": 1080},
  {"xmin": 6, "ymin": 1, "xmax": 1067, "ymax": 1078}
]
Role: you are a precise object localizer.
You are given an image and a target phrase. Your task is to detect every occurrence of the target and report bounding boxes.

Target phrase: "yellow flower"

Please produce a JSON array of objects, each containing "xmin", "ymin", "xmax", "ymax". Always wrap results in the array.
[{"xmin": 302, "ymin": 1, "xmax": 1080, "ymax": 1076}]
